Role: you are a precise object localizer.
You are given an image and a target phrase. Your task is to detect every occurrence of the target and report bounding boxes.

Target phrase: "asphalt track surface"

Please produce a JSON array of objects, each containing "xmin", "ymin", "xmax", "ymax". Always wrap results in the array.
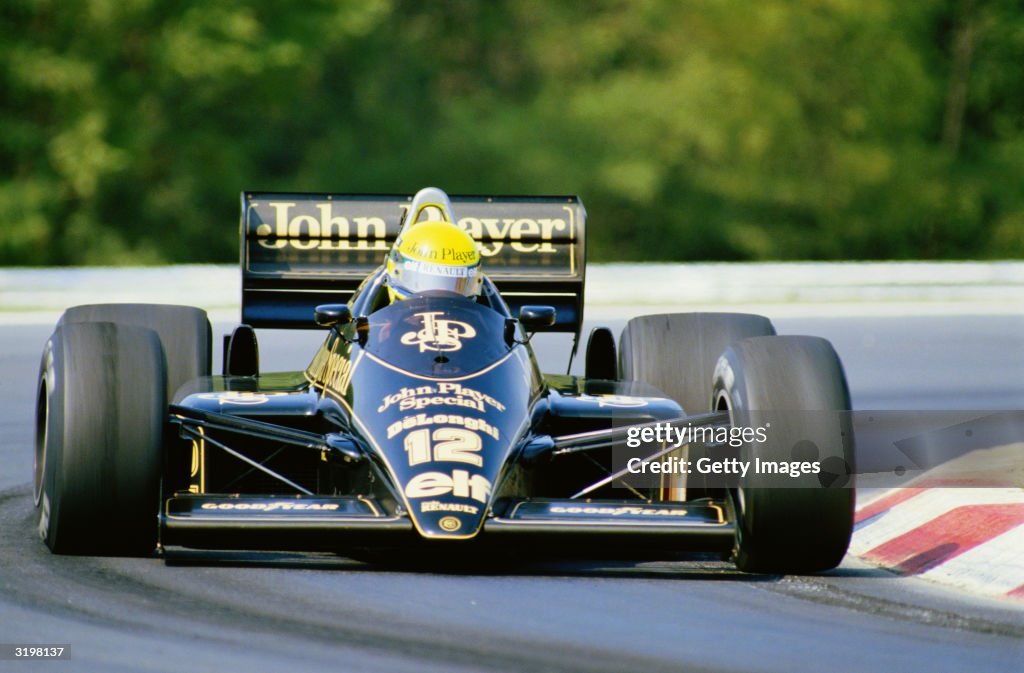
[{"xmin": 1, "ymin": 315, "xmax": 1022, "ymax": 672}]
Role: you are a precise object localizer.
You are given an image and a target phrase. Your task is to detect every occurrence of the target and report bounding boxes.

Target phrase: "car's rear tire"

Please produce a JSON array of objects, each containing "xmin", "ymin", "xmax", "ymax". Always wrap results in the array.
[
  {"xmin": 59, "ymin": 303, "xmax": 211, "ymax": 401},
  {"xmin": 34, "ymin": 322, "xmax": 167, "ymax": 555},
  {"xmin": 618, "ymin": 313, "xmax": 777, "ymax": 502},
  {"xmin": 712, "ymin": 336, "xmax": 855, "ymax": 574},
  {"xmin": 618, "ymin": 313, "xmax": 775, "ymax": 414}
]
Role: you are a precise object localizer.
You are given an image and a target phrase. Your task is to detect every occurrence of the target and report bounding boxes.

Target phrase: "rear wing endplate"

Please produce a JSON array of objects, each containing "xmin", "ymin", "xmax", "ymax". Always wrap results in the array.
[{"xmin": 240, "ymin": 192, "xmax": 586, "ymax": 334}]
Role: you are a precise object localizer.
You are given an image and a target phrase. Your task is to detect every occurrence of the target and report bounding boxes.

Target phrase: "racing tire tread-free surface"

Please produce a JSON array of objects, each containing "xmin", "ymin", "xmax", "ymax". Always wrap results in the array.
[
  {"xmin": 713, "ymin": 335, "xmax": 855, "ymax": 574},
  {"xmin": 618, "ymin": 312, "xmax": 776, "ymax": 414},
  {"xmin": 35, "ymin": 321, "xmax": 167, "ymax": 555},
  {"xmin": 59, "ymin": 303, "xmax": 211, "ymax": 401}
]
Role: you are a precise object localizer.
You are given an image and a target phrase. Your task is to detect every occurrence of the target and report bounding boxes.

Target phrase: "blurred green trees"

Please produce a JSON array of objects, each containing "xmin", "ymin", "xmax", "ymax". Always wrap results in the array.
[{"xmin": 2, "ymin": 0, "xmax": 1022, "ymax": 264}]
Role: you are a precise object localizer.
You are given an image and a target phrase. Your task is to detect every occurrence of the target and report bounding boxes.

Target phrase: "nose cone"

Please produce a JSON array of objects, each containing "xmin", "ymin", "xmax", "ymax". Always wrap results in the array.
[
  {"xmin": 374, "ymin": 406, "xmax": 511, "ymax": 540},
  {"xmin": 345, "ymin": 293, "xmax": 537, "ymax": 540},
  {"xmin": 403, "ymin": 465, "xmax": 496, "ymax": 538},
  {"xmin": 353, "ymin": 361, "xmax": 531, "ymax": 541}
]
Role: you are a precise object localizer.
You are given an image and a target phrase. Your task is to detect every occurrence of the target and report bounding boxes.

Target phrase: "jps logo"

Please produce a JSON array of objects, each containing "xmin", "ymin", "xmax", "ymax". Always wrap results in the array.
[{"xmin": 401, "ymin": 312, "xmax": 476, "ymax": 352}]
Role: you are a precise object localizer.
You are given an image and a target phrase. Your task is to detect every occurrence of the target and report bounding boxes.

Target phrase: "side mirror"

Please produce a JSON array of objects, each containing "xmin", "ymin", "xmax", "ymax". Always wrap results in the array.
[
  {"xmin": 314, "ymin": 304, "xmax": 352, "ymax": 328},
  {"xmin": 518, "ymin": 305, "xmax": 557, "ymax": 331}
]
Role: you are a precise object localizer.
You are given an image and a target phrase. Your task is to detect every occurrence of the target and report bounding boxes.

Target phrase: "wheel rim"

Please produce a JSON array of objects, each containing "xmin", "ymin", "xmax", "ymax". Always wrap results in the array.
[
  {"xmin": 714, "ymin": 389, "xmax": 747, "ymax": 556},
  {"xmin": 33, "ymin": 376, "xmax": 48, "ymax": 506}
]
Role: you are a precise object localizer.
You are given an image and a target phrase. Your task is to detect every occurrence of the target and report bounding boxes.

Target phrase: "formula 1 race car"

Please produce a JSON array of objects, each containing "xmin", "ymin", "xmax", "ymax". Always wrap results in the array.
[{"xmin": 34, "ymin": 188, "xmax": 854, "ymax": 573}]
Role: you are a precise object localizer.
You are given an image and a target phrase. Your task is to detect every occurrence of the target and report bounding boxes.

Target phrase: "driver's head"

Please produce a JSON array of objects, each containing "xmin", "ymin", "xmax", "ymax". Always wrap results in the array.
[{"xmin": 385, "ymin": 220, "xmax": 483, "ymax": 302}]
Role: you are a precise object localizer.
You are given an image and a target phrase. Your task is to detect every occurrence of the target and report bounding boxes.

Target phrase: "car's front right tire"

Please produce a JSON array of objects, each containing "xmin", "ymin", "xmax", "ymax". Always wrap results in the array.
[{"xmin": 35, "ymin": 322, "xmax": 167, "ymax": 555}]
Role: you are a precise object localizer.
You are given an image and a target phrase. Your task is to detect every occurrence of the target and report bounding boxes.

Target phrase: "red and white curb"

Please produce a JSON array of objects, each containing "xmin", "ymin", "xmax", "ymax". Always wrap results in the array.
[{"xmin": 852, "ymin": 486, "xmax": 1024, "ymax": 602}]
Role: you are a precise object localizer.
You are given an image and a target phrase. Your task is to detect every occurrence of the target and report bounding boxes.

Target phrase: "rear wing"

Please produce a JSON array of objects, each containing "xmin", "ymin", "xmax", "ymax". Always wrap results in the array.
[{"xmin": 241, "ymin": 192, "xmax": 586, "ymax": 334}]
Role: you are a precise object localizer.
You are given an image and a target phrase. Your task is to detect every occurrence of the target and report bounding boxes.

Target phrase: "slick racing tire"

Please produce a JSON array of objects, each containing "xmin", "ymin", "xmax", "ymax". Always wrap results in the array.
[
  {"xmin": 59, "ymin": 303, "xmax": 211, "ymax": 402},
  {"xmin": 712, "ymin": 336, "xmax": 855, "ymax": 574},
  {"xmin": 619, "ymin": 313, "xmax": 775, "ymax": 414},
  {"xmin": 34, "ymin": 322, "xmax": 166, "ymax": 555}
]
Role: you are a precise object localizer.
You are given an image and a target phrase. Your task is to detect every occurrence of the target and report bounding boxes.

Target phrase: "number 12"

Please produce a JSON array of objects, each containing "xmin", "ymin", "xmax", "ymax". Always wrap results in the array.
[{"xmin": 404, "ymin": 428, "xmax": 483, "ymax": 467}]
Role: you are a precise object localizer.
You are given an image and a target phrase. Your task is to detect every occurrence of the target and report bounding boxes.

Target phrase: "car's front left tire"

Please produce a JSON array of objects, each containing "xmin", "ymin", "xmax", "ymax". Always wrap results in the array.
[{"xmin": 712, "ymin": 335, "xmax": 855, "ymax": 574}]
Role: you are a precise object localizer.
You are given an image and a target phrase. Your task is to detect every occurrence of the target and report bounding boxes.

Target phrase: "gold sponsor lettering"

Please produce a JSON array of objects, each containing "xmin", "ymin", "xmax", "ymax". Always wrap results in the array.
[
  {"xmin": 306, "ymin": 346, "xmax": 354, "ymax": 396},
  {"xmin": 378, "ymin": 383, "xmax": 505, "ymax": 414},
  {"xmin": 307, "ymin": 346, "xmax": 329, "ymax": 381},
  {"xmin": 199, "ymin": 501, "xmax": 342, "ymax": 512},
  {"xmin": 410, "ymin": 247, "xmax": 478, "ymax": 264},
  {"xmin": 535, "ymin": 218, "xmax": 567, "ymax": 253},
  {"xmin": 457, "ymin": 217, "xmax": 568, "ymax": 256},
  {"xmin": 436, "ymin": 382, "xmax": 505, "ymax": 411},
  {"xmin": 420, "ymin": 500, "xmax": 480, "ymax": 515},
  {"xmin": 254, "ymin": 202, "xmax": 569, "ymax": 256},
  {"xmin": 549, "ymin": 505, "xmax": 689, "ymax": 517},
  {"xmin": 255, "ymin": 202, "xmax": 388, "ymax": 251},
  {"xmin": 405, "ymin": 469, "xmax": 492, "ymax": 504},
  {"xmin": 324, "ymin": 352, "xmax": 354, "ymax": 395},
  {"xmin": 386, "ymin": 412, "xmax": 500, "ymax": 441},
  {"xmin": 401, "ymin": 396, "xmax": 483, "ymax": 413}
]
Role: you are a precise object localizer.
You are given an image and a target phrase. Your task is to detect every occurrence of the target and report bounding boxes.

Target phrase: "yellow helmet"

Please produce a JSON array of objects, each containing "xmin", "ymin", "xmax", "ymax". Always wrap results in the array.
[{"xmin": 385, "ymin": 220, "xmax": 483, "ymax": 302}]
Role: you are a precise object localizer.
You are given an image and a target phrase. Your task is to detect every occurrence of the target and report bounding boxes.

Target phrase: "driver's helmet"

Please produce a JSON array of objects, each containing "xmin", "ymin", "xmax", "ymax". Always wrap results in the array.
[{"xmin": 385, "ymin": 220, "xmax": 483, "ymax": 302}]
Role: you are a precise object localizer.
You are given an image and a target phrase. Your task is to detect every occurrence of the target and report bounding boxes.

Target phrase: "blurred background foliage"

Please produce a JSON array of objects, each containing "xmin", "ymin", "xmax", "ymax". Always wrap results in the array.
[{"xmin": 2, "ymin": 0, "xmax": 1022, "ymax": 264}]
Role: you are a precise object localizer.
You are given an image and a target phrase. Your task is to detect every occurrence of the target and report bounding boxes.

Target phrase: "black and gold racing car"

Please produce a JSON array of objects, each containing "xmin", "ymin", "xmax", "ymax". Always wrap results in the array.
[{"xmin": 33, "ymin": 188, "xmax": 854, "ymax": 572}]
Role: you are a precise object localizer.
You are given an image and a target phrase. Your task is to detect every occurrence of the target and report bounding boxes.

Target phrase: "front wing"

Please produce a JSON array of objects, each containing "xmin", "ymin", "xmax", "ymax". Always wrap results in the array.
[
  {"xmin": 161, "ymin": 494, "xmax": 734, "ymax": 554},
  {"xmin": 162, "ymin": 405, "xmax": 736, "ymax": 555}
]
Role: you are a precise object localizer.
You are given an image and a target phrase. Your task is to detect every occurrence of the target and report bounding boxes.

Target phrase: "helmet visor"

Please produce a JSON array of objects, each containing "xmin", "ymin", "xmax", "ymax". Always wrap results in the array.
[{"xmin": 390, "ymin": 257, "xmax": 482, "ymax": 298}]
